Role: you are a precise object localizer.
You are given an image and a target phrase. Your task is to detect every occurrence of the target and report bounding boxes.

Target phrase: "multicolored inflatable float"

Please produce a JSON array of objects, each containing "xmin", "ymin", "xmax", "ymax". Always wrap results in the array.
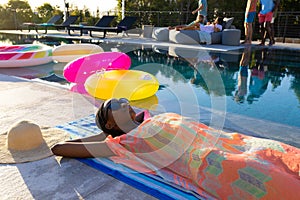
[
  {"xmin": 0, "ymin": 44, "xmax": 53, "ymax": 68},
  {"xmin": 52, "ymin": 44, "xmax": 104, "ymax": 63},
  {"xmin": 63, "ymin": 52, "xmax": 131, "ymax": 83},
  {"xmin": 84, "ymin": 70, "xmax": 159, "ymax": 101}
]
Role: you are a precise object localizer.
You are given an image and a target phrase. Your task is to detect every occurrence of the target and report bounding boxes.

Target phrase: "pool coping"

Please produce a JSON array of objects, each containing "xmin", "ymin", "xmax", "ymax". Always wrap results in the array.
[{"xmin": 1, "ymin": 29, "xmax": 300, "ymax": 52}]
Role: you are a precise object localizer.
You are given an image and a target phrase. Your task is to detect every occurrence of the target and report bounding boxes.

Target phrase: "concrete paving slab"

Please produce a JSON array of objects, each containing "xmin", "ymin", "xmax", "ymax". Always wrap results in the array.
[{"xmin": 0, "ymin": 74, "xmax": 156, "ymax": 200}]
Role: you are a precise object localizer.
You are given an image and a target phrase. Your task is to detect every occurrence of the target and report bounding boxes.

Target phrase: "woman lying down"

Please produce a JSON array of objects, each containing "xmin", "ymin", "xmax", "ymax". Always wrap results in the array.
[{"xmin": 52, "ymin": 98, "xmax": 300, "ymax": 199}]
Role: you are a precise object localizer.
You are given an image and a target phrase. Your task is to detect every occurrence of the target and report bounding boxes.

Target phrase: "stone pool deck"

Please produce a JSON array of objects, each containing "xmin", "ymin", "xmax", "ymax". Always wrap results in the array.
[
  {"xmin": 0, "ymin": 29, "xmax": 300, "ymax": 199},
  {"xmin": 0, "ymin": 74, "xmax": 156, "ymax": 199}
]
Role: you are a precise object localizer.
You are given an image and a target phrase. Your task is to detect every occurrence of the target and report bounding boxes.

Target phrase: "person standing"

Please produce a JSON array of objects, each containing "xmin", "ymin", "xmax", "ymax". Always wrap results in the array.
[
  {"xmin": 258, "ymin": 0, "xmax": 275, "ymax": 46},
  {"xmin": 242, "ymin": 0, "xmax": 258, "ymax": 44},
  {"xmin": 269, "ymin": 0, "xmax": 280, "ymax": 45},
  {"xmin": 192, "ymin": 0, "xmax": 208, "ymax": 24}
]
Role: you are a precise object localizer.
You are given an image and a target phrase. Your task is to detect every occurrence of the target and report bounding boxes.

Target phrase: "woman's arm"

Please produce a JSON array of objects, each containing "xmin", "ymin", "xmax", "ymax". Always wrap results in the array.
[
  {"xmin": 65, "ymin": 132, "xmax": 107, "ymax": 143},
  {"xmin": 51, "ymin": 141, "xmax": 115, "ymax": 158},
  {"xmin": 192, "ymin": 4, "xmax": 203, "ymax": 14}
]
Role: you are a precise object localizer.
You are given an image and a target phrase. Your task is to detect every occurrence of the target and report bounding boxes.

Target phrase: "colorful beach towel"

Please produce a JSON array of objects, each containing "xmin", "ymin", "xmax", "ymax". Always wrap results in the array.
[{"xmin": 56, "ymin": 114, "xmax": 208, "ymax": 200}]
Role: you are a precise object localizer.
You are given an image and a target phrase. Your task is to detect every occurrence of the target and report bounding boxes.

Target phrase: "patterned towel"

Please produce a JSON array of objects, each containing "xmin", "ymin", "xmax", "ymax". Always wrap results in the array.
[{"xmin": 56, "ymin": 114, "xmax": 207, "ymax": 200}]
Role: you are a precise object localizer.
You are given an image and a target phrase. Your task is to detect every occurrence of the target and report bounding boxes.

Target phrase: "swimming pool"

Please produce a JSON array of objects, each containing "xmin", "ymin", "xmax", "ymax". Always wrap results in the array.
[{"xmin": 0, "ymin": 35, "xmax": 300, "ymax": 147}]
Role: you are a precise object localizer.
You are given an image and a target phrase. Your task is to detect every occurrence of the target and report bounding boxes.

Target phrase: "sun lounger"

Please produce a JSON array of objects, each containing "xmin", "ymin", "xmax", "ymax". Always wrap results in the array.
[
  {"xmin": 81, "ymin": 16, "xmax": 137, "ymax": 38},
  {"xmin": 67, "ymin": 15, "xmax": 116, "ymax": 36},
  {"xmin": 20, "ymin": 15, "xmax": 63, "ymax": 33},
  {"xmin": 56, "ymin": 114, "xmax": 208, "ymax": 199},
  {"xmin": 49, "ymin": 15, "xmax": 79, "ymax": 33},
  {"xmin": 25, "ymin": 15, "xmax": 78, "ymax": 34}
]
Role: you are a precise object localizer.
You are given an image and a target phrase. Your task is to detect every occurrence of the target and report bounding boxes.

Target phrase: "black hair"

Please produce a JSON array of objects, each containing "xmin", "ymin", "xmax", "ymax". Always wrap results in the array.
[
  {"xmin": 217, "ymin": 17, "xmax": 223, "ymax": 25},
  {"xmin": 95, "ymin": 102, "xmax": 126, "ymax": 138}
]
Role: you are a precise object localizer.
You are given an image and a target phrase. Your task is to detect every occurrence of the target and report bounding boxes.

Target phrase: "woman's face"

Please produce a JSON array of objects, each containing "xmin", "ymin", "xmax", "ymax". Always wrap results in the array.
[{"xmin": 105, "ymin": 98, "xmax": 137, "ymax": 133}]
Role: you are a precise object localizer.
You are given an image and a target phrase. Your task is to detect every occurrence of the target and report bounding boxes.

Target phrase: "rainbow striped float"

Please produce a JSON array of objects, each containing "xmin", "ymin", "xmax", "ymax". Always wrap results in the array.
[{"xmin": 0, "ymin": 44, "xmax": 53, "ymax": 68}]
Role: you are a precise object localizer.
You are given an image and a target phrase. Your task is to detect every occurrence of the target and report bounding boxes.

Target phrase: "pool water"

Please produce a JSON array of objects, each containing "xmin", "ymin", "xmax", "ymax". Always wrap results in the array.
[
  {"xmin": 0, "ymin": 35, "xmax": 300, "ymax": 147},
  {"xmin": 128, "ymin": 45, "xmax": 300, "ymax": 124}
]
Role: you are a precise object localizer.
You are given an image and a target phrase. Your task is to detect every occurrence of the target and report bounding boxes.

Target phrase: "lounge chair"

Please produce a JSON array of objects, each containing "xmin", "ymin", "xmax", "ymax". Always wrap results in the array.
[
  {"xmin": 81, "ymin": 16, "xmax": 138, "ymax": 38},
  {"xmin": 20, "ymin": 15, "xmax": 63, "ymax": 33},
  {"xmin": 67, "ymin": 15, "xmax": 116, "ymax": 36},
  {"xmin": 27, "ymin": 15, "xmax": 78, "ymax": 34},
  {"xmin": 50, "ymin": 15, "xmax": 79, "ymax": 33}
]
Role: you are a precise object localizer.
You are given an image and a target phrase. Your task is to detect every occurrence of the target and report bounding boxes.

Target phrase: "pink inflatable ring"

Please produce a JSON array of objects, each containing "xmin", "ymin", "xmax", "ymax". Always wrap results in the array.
[{"xmin": 63, "ymin": 52, "xmax": 131, "ymax": 83}]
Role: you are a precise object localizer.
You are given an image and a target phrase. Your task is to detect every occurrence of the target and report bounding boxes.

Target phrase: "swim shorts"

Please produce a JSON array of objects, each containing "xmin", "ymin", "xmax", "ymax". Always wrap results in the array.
[
  {"xmin": 258, "ymin": 11, "xmax": 273, "ymax": 23},
  {"xmin": 245, "ymin": 11, "xmax": 256, "ymax": 23}
]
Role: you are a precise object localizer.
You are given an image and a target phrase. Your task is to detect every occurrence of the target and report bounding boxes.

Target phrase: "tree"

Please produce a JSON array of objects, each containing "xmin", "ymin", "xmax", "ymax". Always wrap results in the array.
[{"xmin": 7, "ymin": 0, "xmax": 33, "ymax": 24}]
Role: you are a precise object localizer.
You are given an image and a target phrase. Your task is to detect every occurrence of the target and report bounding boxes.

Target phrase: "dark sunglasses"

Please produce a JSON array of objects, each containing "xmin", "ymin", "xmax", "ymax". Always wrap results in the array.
[{"xmin": 99, "ymin": 98, "xmax": 129, "ymax": 125}]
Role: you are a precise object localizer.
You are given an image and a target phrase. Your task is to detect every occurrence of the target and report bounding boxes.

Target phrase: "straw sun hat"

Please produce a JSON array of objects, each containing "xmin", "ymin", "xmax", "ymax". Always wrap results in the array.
[{"xmin": 0, "ymin": 120, "xmax": 69, "ymax": 164}]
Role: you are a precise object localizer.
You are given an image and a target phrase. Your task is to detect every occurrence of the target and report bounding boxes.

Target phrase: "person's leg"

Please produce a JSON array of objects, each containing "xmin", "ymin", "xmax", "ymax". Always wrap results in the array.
[
  {"xmin": 169, "ymin": 24, "xmax": 186, "ymax": 30},
  {"xmin": 243, "ymin": 21, "xmax": 249, "ymax": 43},
  {"xmin": 270, "ymin": 22, "xmax": 275, "ymax": 44},
  {"xmin": 246, "ymin": 12, "xmax": 256, "ymax": 44},
  {"xmin": 179, "ymin": 24, "xmax": 198, "ymax": 30},
  {"xmin": 270, "ymin": 17, "xmax": 275, "ymax": 44},
  {"xmin": 265, "ymin": 12, "xmax": 275, "ymax": 45},
  {"xmin": 247, "ymin": 23, "xmax": 253, "ymax": 44},
  {"xmin": 258, "ymin": 22, "xmax": 266, "ymax": 45},
  {"xmin": 265, "ymin": 21, "xmax": 274, "ymax": 45},
  {"xmin": 258, "ymin": 13, "xmax": 266, "ymax": 45}
]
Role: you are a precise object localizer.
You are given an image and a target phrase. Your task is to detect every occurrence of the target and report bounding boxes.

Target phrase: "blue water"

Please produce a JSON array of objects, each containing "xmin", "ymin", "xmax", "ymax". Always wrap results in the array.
[
  {"xmin": 1, "ymin": 34, "xmax": 300, "ymax": 147},
  {"xmin": 127, "ymin": 45, "xmax": 300, "ymax": 126}
]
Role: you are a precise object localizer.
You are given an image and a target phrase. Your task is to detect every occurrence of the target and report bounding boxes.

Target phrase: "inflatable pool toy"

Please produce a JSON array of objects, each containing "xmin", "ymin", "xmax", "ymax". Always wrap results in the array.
[
  {"xmin": 52, "ymin": 44, "xmax": 103, "ymax": 63},
  {"xmin": 63, "ymin": 52, "xmax": 131, "ymax": 83},
  {"xmin": 70, "ymin": 83, "xmax": 88, "ymax": 95},
  {"xmin": 0, "ymin": 44, "xmax": 53, "ymax": 68},
  {"xmin": 85, "ymin": 70, "xmax": 159, "ymax": 101}
]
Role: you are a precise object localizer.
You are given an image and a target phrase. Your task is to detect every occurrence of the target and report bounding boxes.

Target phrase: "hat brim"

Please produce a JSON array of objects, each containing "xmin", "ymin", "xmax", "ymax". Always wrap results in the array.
[{"xmin": 0, "ymin": 127, "xmax": 69, "ymax": 164}]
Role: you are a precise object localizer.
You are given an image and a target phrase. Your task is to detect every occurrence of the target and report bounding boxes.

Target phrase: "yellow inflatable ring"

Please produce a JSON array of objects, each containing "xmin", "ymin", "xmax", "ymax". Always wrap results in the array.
[{"xmin": 84, "ymin": 70, "xmax": 159, "ymax": 101}]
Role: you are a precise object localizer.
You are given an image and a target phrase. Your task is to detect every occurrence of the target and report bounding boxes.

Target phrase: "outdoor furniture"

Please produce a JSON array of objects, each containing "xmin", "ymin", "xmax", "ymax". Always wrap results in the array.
[
  {"xmin": 20, "ymin": 15, "xmax": 63, "ymax": 33},
  {"xmin": 81, "ymin": 16, "xmax": 137, "ymax": 38},
  {"xmin": 152, "ymin": 27, "xmax": 169, "ymax": 41},
  {"xmin": 169, "ymin": 29, "xmax": 200, "ymax": 44},
  {"xmin": 222, "ymin": 29, "xmax": 241, "ymax": 46},
  {"xmin": 167, "ymin": 17, "xmax": 241, "ymax": 45},
  {"xmin": 50, "ymin": 15, "xmax": 79, "ymax": 33},
  {"xmin": 67, "ymin": 15, "xmax": 116, "ymax": 36}
]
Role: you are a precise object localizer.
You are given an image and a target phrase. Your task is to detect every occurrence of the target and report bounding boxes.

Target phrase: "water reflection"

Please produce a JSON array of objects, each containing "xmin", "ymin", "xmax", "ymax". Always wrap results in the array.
[
  {"xmin": 235, "ymin": 46, "xmax": 251, "ymax": 103},
  {"xmin": 247, "ymin": 48, "xmax": 270, "ymax": 103},
  {"xmin": 128, "ymin": 46, "xmax": 300, "ymax": 107}
]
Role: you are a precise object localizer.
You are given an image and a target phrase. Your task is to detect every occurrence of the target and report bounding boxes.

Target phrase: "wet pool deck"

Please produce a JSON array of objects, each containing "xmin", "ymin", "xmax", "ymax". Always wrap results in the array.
[{"xmin": 0, "ymin": 29, "xmax": 300, "ymax": 199}]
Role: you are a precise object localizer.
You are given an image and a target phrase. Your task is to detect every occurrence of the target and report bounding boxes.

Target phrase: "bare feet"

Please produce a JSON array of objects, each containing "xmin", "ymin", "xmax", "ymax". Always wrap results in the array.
[{"xmin": 269, "ymin": 39, "xmax": 275, "ymax": 46}]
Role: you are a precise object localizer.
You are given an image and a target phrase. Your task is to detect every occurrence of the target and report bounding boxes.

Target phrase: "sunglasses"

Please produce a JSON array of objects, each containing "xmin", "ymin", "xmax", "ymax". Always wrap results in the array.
[{"xmin": 100, "ymin": 98, "xmax": 129, "ymax": 125}]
